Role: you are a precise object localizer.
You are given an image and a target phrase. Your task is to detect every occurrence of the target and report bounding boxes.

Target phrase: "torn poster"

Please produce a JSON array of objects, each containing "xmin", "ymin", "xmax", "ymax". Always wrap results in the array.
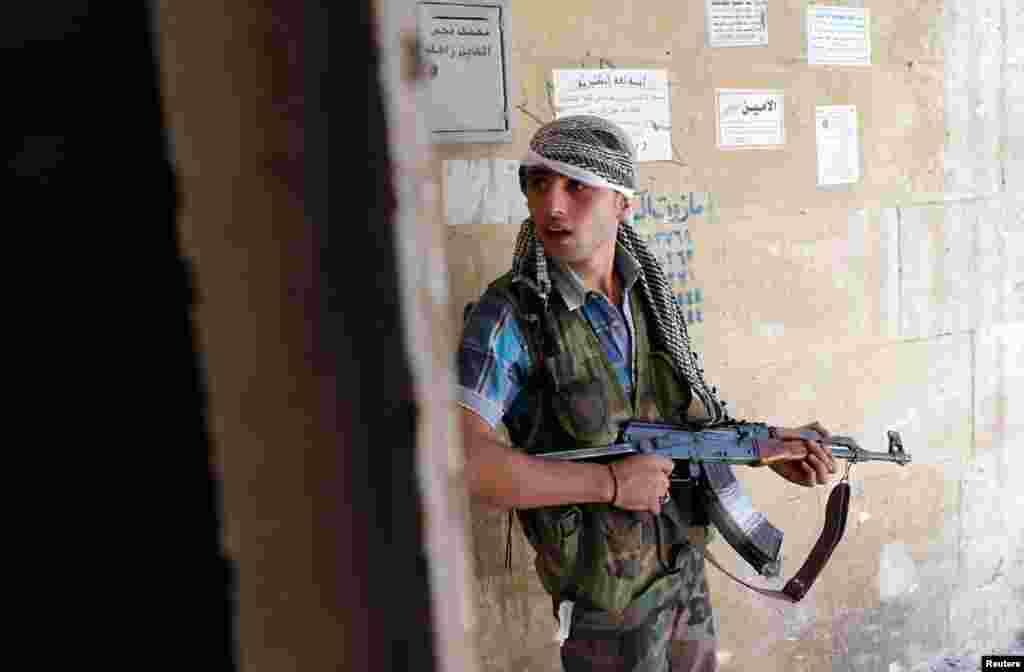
[
  {"xmin": 443, "ymin": 159, "xmax": 529, "ymax": 226},
  {"xmin": 551, "ymin": 69, "xmax": 671, "ymax": 162}
]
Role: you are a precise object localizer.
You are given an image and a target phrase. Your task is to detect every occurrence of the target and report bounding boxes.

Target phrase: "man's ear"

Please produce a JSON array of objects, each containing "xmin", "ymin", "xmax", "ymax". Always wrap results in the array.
[{"xmin": 617, "ymin": 193, "xmax": 632, "ymax": 220}]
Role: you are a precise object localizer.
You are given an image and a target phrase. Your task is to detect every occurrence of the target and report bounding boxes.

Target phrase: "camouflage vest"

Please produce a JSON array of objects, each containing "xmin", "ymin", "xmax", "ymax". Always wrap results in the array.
[{"xmin": 484, "ymin": 271, "xmax": 708, "ymax": 618}]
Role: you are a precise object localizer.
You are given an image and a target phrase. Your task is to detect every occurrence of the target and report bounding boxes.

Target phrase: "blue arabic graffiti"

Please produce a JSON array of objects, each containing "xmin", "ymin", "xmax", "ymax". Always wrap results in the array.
[
  {"xmin": 633, "ymin": 190, "xmax": 707, "ymax": 325},
  {"xmin": 633, "ymin": 191, "xmax": 706, "ymax": 224}
]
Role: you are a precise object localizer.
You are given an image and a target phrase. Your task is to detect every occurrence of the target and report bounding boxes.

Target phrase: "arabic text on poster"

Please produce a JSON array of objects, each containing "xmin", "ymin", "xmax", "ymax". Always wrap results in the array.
[
  {"xmin": 707, "ymin": 0, "xmax": 769, "ymax": 47},
  {"xmin": 423, "ymin": 18, "xmax": 498, "ymax": 62},
  {"xmin": 716, "ymin": 89, "xmax": 785, "ymax": 149},
  {"xmin": 552, "ymin": 69, "xmax": 671, "ymax": 162},
  {"xmin": 807, "ymin": 6, "xmax": 871, "ymax": 66}
]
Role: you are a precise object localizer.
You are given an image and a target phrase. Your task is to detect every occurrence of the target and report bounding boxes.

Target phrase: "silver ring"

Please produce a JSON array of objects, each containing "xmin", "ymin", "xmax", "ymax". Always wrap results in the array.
[{"xmin": 660, "ymin": 494, "xmax": 670, "ymax": 504}]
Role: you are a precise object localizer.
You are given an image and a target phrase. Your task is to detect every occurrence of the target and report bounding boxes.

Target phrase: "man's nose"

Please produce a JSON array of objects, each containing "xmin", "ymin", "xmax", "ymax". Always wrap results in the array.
[{"xmin": 539, "ymin": 179, "xmax": 571, "ymax": 213}]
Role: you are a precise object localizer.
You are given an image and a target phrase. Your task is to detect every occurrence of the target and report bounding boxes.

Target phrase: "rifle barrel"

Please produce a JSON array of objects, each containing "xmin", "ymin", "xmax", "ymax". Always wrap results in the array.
[{"xmin": 827, "ymin": 444, "xmax": 911, "ymax": 465}]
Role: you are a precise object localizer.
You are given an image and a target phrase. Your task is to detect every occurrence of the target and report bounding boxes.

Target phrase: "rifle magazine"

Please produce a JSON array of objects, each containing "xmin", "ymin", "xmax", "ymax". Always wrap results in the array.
[{"xmin": 700, "ymin": 462, "xmax": 784, "ymax": 577}]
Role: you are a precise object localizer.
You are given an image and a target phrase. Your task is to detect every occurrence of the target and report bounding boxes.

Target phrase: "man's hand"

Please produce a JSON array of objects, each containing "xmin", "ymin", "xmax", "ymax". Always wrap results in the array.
[
  {"xmin": 768, "ymin": 421, "xmax": 837, "ymax": 487},
  {"xmin": 608, "ymin": 454, "xmax": 675, "ymax": 514}
]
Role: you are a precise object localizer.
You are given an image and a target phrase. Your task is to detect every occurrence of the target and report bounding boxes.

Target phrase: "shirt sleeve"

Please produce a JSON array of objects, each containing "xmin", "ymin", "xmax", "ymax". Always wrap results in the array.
[{"xmin": 456, "ymin": 293, "xmax": 532, "ymax": 430}]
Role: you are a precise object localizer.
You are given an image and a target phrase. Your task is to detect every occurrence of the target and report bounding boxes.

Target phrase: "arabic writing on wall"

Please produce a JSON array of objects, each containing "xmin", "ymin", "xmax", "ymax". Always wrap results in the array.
[
  {"xmin": 634, "ymin": 190, "xmax": 706, "ymax": 226},
  {"xmin": 424, "ymin": 19, "xmax": 496, "ymax": 61},
  {"xmin": 679, "ymin": 288, "xmax": 704, "ymax": 325},
  {"xmin": 633, "ymin": 191, "xmax": 707, "ymax": 324}
]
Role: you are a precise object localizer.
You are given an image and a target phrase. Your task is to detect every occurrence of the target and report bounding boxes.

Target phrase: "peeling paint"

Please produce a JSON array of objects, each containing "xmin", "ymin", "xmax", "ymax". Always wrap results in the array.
[
  {"xmin": 782, "ymin": 601, "xmax": 817, "ymax": 641},
  {"xmin": 880, "ymin": 542, "xmax": 920, "ymax": 601},
  {"xmin": 757, "ymin": 321, "xmax": 785, "ymax": 338}
]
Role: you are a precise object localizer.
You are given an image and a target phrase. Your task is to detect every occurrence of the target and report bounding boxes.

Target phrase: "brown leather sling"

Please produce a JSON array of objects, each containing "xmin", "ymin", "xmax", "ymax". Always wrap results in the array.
[{"xmin": 700, "ymin": 474, "xmax": 852, "ymax": 603}]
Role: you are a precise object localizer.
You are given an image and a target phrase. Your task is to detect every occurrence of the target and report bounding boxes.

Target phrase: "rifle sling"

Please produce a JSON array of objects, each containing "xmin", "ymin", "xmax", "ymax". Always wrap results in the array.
[{"xmin": 701, "ymin": 480, "xmax": 851, "ymax": 603}]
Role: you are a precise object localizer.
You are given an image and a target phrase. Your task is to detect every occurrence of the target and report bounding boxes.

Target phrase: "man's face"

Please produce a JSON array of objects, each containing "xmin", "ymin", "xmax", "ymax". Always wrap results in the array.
[{"xmin": 524, "ymin": 168, "xmax": 628, "ymax": 265}]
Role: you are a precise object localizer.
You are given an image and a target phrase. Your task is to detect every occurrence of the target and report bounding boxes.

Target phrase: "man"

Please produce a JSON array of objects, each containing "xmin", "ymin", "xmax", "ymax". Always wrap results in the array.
[{"xmin": 457, "ymin": 115, "xmax": 835, "ymax": 672}]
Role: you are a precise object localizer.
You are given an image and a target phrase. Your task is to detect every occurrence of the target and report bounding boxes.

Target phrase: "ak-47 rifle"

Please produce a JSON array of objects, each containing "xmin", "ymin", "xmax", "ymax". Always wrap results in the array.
[
  {"xmin": 539, "ymin": 420, "xmax": 910, "ymax": 467},
  {"xmin": 540, "ymin": 420, "xmax": 911, "ymax": 602}
]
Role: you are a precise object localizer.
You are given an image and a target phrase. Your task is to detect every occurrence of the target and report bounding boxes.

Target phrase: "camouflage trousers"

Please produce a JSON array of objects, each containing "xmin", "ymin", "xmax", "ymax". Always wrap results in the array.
[{"xmin": 559, "ymin": 545, "xmax": 717, "ymax": 672}]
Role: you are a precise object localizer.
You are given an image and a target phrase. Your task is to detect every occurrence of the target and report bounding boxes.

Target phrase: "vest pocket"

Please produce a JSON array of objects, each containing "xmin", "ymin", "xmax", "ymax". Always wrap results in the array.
[
  {"xmin": 522, "ymin": 505, "xmax": 706, "ymax": 615},
  {"xmin": 519, "ymin": 506, "xmax": 581, "ymax": 598},
  {"xmin": 574, "ymin": 508, "xmax": 683, "ymax": 614},
  {"xmin": 591, "ymin": 509, "xmax": 647, "ymax": 612},
  {"xmin": 647, "ymin": 351, "xmax": 693, "ymax": 424}
]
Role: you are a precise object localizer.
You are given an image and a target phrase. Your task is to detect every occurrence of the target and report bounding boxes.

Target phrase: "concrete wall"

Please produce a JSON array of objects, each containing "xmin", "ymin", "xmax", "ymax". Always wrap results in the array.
[{"xmin": 432, "ymin": 1, "xmax": 1024, "ymax": 670}]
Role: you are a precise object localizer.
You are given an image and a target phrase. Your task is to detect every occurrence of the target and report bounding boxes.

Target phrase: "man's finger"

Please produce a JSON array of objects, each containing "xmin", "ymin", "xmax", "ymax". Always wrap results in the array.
[
  {"xmin": 800, "ymin": 438, "xmax": 822, "ymax": 461},
  {"xmin": 804, "ymin": 440, "xmax": 836, "ymax": 471},
  {"xmin": 819, "ymin": 444, "xmax": 837, "ymax": 472},
  {"xmin": 805, "ymin": 454, "xmax": 829, "ymax": 484},
  {"xmin": 799, "ymin": 460, "xmax": 816, "ymax": 485},
  {"xmin": 818, "ymin": 447, "xmax": 837, "ymax": 473}
]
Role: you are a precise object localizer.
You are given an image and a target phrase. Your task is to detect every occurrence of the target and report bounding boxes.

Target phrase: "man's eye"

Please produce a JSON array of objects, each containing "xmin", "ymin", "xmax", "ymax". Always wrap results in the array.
[
  {"xmin": 528, "ymin": 176, "xmax": 548, "ymax": 190},
  {"xmin": 569, "ymin": 180, "xmax": 588, "ymax": 192}
]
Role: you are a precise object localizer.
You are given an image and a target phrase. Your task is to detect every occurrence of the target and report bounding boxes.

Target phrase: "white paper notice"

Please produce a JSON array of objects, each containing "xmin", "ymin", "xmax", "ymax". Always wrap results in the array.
[
  {"xmin": 807, "ymin": 6, "xmax": 871, "ymax": 66},
  {"xmin": 816, "ymin": 105, "xmax": 860, "ymax": 186},
  {"xmin": 444, "ymin": 159, "xmax": 530, "ymax": 226},
  {"xmin": 716, "ymin": 89, "xmax": 785, "ymax": 149},
  {"xmin": 551, "ymin": 69, "xmax": 671, "ymax": 162},
  {"xmin": 707, "ymin": 0, "xmax": 769, "ymax": 47}
]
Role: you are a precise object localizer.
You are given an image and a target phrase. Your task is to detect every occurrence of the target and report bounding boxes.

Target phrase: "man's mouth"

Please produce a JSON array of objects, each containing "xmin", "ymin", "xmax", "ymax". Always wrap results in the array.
[{"xmin": 546, "ymin": 230, "xmax": 573, "ymax": 245}]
